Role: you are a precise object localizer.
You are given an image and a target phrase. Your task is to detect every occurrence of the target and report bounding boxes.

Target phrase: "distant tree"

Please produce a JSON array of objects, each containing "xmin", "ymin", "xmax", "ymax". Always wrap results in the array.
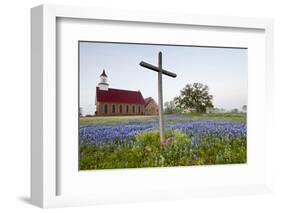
[
  {"xmin": 211, "ymin": 107, "xmax": 226, "ymax": 113},
  {"xmin": 79, "ymin": 107, "xmax": 83, "ymax": 116},
  {"xmin": 242, "ymin": 105, "xmax": 247, "ymax": 112},
  {"xmin": 230, "ymin": 108, "xmax": 239, "ymax": 113},
  {"xmin": 164, "ymin": 100, "xmax": 181, "ymax": 114},
  {"xmin": 174, "ymin": 83, "xmax": 214, "ymax": 113}
]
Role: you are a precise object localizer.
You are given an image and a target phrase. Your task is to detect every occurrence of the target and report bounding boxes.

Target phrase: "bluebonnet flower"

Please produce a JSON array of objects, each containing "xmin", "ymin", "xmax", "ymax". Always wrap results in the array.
[
  {"xmin": 193, "ymin": 154, "xmax": 199, "ymax": 161},
  {"xmin": 80, "ymin": 115, "xmax": 246, "ymax": 150}
]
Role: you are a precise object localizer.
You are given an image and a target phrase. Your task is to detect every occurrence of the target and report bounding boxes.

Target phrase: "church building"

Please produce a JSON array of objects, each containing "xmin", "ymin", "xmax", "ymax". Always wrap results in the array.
[
  {"xmin": 144, "ymin": 97, "xmax": 159, "ymax": 115},
  {"xmin": 95, "ymin": 69, "xmax": 158, "ymax": 116}
]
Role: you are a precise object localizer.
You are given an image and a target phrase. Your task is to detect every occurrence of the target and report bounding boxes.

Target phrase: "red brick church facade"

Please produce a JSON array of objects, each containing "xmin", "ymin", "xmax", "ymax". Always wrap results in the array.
[{"xmin": 95, "ymin": 70, "xmax": 158, "ymax": 116}]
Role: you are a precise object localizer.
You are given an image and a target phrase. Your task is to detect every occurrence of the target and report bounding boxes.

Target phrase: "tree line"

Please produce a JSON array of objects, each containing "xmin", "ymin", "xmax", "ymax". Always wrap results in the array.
[{"xmin": 164, "ymin": 83, "xmax": 247, "ymax": 114}]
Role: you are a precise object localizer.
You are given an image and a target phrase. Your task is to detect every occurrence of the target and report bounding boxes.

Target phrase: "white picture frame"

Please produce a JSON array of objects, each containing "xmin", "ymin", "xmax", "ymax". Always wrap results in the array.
[{"xmin": 31, "ymin": 4, "xmax": 274, "ymax": 208}]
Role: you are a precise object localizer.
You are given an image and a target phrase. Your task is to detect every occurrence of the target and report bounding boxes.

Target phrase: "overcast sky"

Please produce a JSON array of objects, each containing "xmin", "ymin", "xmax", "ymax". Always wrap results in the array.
[{"xmin": 79, "ymin": 41, "xmax": 247, "ymax": 115}]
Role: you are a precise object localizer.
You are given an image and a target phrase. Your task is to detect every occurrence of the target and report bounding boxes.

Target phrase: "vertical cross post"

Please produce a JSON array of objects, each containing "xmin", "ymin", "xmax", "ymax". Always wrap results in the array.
[
  {"xmin": 158, "ymin": 52, "xmax": 165, "ymax": 143},
  {"xmin": 140, "ymin": 52, "xmax": 177, "ymax": 143}
]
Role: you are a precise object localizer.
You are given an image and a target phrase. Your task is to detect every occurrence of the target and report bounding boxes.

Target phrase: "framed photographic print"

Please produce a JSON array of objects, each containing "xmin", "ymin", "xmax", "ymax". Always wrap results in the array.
[
  {"xmin": 78, "ymin": 41, "xmax": 247, "ymax": 170},
  {"xmin": 31, "ymin": 4, "xmax": 274, "ymax": 208}
]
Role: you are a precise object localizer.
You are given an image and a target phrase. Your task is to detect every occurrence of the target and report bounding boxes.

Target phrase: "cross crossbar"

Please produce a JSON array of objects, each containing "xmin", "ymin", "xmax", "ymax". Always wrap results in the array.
[{"xmin": 139, "ymin": 61, "xmax": 177, "ymax": 78}]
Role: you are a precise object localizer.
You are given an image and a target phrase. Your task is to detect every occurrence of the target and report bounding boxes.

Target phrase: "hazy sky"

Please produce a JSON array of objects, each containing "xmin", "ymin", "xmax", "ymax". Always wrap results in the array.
[{"xmin": 79, "ymin": 42, "xmax": 247, "ymax": 115}]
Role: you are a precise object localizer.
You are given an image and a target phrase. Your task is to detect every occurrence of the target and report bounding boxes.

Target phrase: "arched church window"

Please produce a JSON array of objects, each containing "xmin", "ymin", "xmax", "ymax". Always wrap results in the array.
[
  {"xmin": 132, "ymin": 105, "xmax": 135, "ymax": 113},
  {"xmin": 112, "ymin": 104, "xmax": 116, "ymax": 113},
  {"xmin": 120, "ymin": 105, "xmax": 122, "ymax": 113},
  {"xmin": 104, "ymin": 104, "xmax": 108, "ymax": 114},
  {"xmin": 138, "ymin": 105, "xmax": 141, "ymax": 113},
  {"xmin": 126, "ymin": 105, "xmax": 129, "ymax": 113}
]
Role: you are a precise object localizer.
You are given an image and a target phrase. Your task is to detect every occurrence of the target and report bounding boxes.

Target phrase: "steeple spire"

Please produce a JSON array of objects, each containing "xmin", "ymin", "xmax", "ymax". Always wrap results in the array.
[
  {"xmin": 98, "ymin": 69, "xmax": 109, "ymax": 91},
  {"xmin": 100, "ymin": 69, "xmax": 107, "ymax": 77}
]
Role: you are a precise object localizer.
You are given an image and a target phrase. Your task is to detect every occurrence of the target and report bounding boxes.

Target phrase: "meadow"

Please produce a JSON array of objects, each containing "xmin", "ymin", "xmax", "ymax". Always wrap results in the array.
[{"xmin": 79, "ymin": 113, "xmax": 247, "ymax": 170}]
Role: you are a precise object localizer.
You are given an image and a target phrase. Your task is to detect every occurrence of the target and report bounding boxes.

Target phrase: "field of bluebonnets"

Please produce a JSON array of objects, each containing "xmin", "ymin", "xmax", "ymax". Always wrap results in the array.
[{"xmin": 79, "ymin": 113, "xmax": 247, "ymax": 170}]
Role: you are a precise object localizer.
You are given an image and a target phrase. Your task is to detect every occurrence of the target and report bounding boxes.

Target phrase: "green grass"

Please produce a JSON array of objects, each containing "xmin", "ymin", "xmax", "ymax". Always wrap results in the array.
[
  {"xmin": 79, "ymin": 113, "xmax": 247, "ymax": 170},
  {"xmin": 80, "ymin": 113, "xmax": 246, "ymax": 126},
  {"xmin": 79, "ymin": 129, "xmax": 246, "ymax": 170},
  {"xmin": 80, "ymin": 115, "xmax": 158, "ymax": 126},
  {"xmin": 182, "ymin": 112, "xmax": 247, "ymax": 123}
]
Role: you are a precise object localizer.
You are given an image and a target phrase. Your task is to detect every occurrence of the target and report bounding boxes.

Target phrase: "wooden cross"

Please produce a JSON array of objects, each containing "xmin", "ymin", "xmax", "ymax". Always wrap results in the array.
[{"xmin": 140, "ymin": 52, "xmax": 177, "ymax": 143}]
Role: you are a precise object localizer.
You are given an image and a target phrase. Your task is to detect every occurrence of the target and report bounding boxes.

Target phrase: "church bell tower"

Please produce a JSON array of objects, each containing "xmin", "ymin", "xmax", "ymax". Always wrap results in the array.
[{"xmin": 98, "ymin": 69, "xmax": 109, "ymax": 91}]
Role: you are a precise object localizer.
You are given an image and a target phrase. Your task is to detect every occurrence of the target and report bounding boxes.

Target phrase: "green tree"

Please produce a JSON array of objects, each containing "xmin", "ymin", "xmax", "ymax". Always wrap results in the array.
[
  {"xmin": 231, "ymin": 108, "xmax": 239, "ymax": 113},
  {"xmin": 174, "ymin": 83, "xmax": 214, "ymax": 113},
  {"xmin": 164, "ymin": 100, "xmax": 181, "ymax": 114}
]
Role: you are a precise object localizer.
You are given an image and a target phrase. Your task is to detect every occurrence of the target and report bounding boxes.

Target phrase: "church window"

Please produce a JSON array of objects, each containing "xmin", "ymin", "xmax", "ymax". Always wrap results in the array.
[
  {"xmin": 112, "ymin": 104, "xmax": 116, "ymax": 113},
  {"xmin": 132, "ymin": 105, "xmax": 135, "ymax": 113},
  {"xmin": 138, "ymin": 105, "xmax": 141, "ymax": 113},
  {"xmin": 104, "ymin": 104, "xmax": 108, "ymax": 114},
  {"xmin": 126, "ymin": 105, "xmax": 129, "ymax": 113},
  {"xmin": 120, "ymin": 105, "xmax": 122, "ymax": 113}
]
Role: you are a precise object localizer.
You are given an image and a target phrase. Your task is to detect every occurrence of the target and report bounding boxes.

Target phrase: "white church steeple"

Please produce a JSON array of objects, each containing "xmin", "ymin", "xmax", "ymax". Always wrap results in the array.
[{"xmin": 98, "ymin": 69, "xmax": 109, "ymax": 91}]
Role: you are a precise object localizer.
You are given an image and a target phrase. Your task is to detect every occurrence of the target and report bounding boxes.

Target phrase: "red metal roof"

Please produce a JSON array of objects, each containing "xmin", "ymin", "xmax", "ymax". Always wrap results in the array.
[{"xmin": 96, "ymin": 87, "xmax": 145, "ymax": 104}]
